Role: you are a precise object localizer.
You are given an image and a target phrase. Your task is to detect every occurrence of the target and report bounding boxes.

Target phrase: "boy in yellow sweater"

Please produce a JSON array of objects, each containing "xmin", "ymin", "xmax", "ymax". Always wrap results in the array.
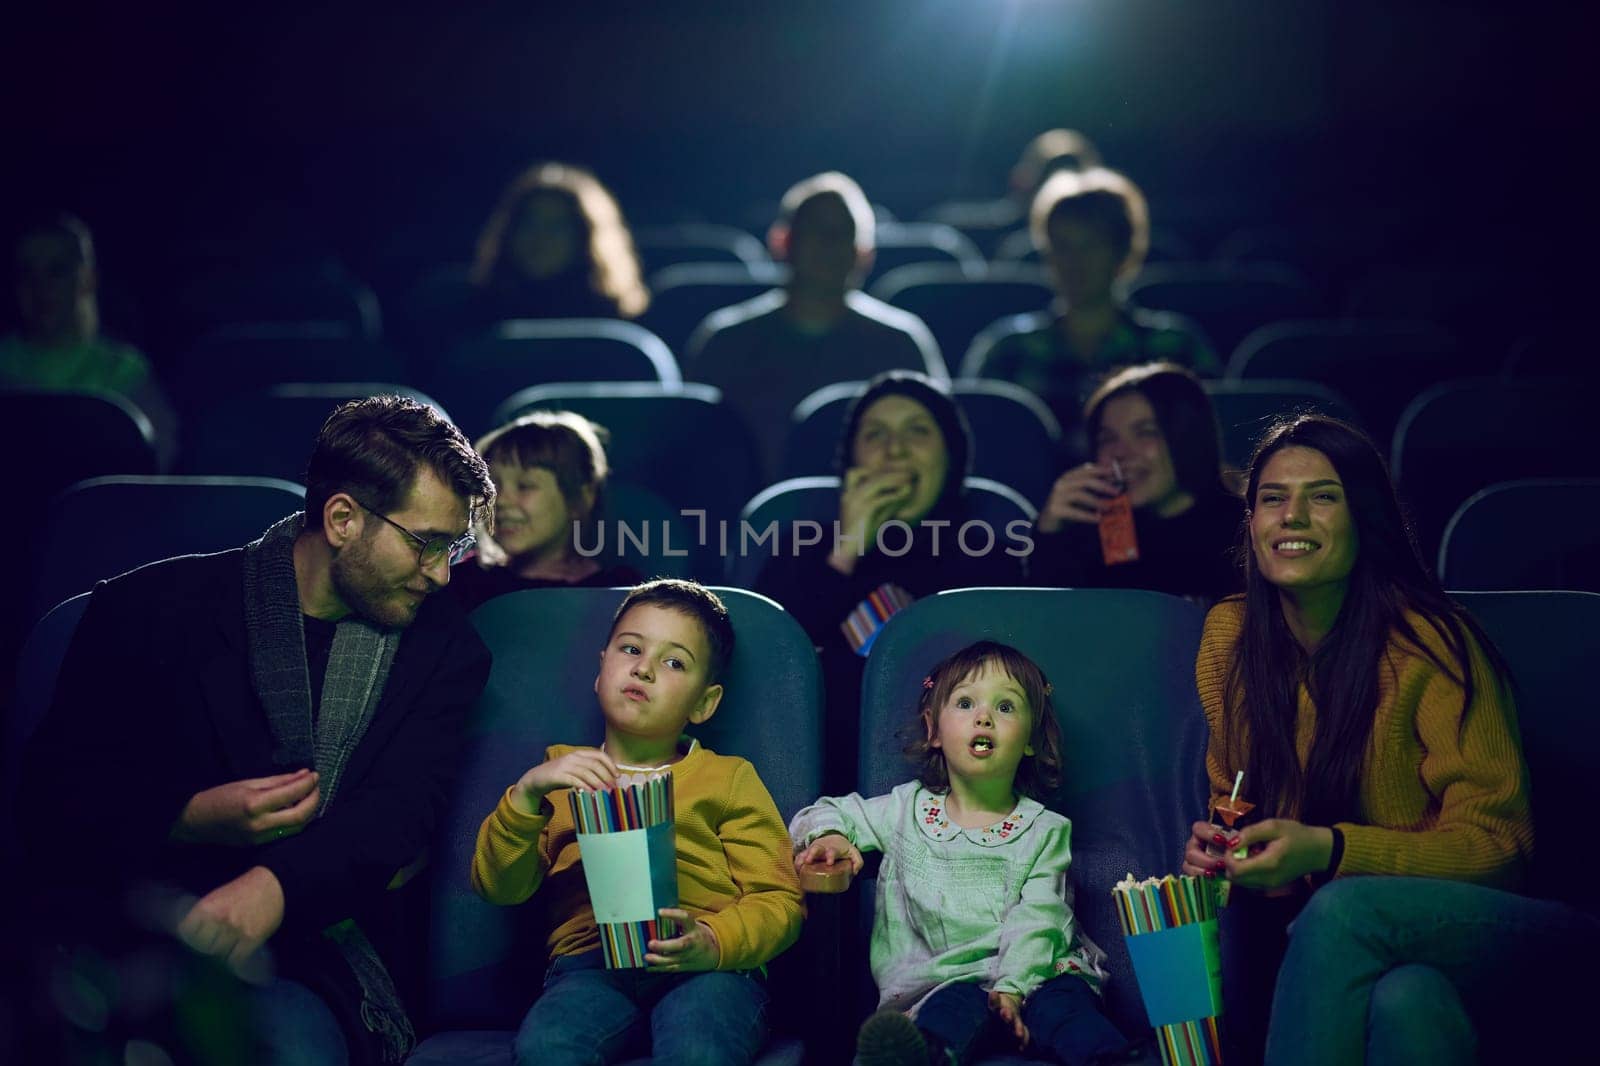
[{"xmin": 471, "ymin": 579, "xmax": 804, "ymax": 1066}]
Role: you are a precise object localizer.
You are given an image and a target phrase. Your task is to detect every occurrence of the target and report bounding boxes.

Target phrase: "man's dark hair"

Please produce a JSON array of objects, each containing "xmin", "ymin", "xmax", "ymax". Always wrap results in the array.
[
  {"xmin": 609, "ymin": 579, "xmax": 736, "ymax": 685},
  {"xmin": 303, "ymin": 395, "xmax": 494, "ymax": 530}
]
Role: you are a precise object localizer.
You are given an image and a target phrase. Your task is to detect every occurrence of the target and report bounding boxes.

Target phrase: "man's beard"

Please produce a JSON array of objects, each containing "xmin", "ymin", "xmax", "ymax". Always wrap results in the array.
[{"xmin": 330, "ymin": 537, "xmax": 425, "ymax": 629}]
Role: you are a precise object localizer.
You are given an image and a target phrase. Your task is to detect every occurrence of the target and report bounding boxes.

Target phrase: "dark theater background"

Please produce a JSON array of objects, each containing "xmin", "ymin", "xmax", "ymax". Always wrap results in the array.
[
  {"xmin": 4, "ymin": 1, "xmax": 1590, "ymax": 332},
  {"xmin": 2, "ymin": 2, "xmax": 1595, "ymax": 1064}
]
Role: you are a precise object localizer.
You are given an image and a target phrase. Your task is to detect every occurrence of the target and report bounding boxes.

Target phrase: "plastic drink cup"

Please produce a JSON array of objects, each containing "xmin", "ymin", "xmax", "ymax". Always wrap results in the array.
[
  {"xmin": 1098, "ymin": 462, "xmax": 1140, "ymax": 566},
  {"xmin": 797, "ymin": 857, "xmax": 854, "ymax": 894},
  {"xmin": 1209, "ymin": 796, "xmax": 1254, "ymax": 828},
  {"xmin": 1208, "ymin": 795, "xmax": 1255, "ymax": 860}
]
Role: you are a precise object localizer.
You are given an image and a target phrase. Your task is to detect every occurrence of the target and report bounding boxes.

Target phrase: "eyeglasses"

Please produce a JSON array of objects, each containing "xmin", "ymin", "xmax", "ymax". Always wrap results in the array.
[{"xmin": 353, "ymin": 499, "xmax": 476, "ymax": 568}]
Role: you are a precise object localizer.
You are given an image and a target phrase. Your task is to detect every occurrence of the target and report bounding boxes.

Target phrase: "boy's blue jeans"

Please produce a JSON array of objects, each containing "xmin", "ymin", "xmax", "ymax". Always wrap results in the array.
[
  {"xmin": 1264, "ymin": 877, "xmax": 1600, "ymax": 1066},
  {"xmin": 515, "ymin": 948, "xmax": 770, "ymax": 1066},
  {"xmin": 916, "ymin": 974, "xmax": 1130, "ymax": 1065}
]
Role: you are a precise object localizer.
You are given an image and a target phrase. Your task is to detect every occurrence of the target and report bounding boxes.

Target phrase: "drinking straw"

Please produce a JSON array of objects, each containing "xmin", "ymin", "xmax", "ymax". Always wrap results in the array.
[{"xmin": 1229, "ymin": 771, "xmax": 1243, "ymax": 804}]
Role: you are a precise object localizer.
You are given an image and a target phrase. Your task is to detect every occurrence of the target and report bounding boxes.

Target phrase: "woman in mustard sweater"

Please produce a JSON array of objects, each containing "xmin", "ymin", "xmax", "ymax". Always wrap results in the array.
[{"xmin": 1179, "ymin": 415, "xmax": 1594, "ymax": 1064}]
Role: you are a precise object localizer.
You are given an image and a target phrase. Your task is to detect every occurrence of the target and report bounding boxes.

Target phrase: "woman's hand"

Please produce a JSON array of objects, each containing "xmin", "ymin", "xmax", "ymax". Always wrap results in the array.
[
  {"xmin": 1035, "ymin": 463, "xmax": 1121, "ymax": 533},
  {"xmin": 1224, "ymin": 818, "xmax": 1334, "ymax": 890},
  {"xmin": 794, "ymin": 832, "xmax": 864, "ymax": 875},
  {"xmin": 988, "ymin": 989, "xmax": 1030, "ymax": 1049},
  {"xmin": 1181, "ymin": 820, "xmax": 1229, "ymax": 879},
  {"xmin": 645, "ymin": 909, "xmax": 721, "ymax": 972},
  {"xmin": 831, "ymin": 466, "xmax": 913, "ymax": 574}
]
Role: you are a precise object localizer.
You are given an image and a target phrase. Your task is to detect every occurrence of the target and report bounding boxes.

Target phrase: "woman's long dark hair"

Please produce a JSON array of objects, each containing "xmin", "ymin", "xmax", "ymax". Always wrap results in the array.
[
  {"xmin": 1225, "ymin": 415, "xmax": 1508, "ymax": 826},
  {"xmin": 1083, "ymin": 361, "xmax": 1230, "ymax": 500}
]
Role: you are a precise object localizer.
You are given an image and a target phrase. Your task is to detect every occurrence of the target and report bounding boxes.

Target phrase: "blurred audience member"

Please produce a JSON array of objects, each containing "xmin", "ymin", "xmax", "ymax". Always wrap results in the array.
[
  {"xmin": 975, "ymin": 167, "xmax": 1217, "ymax": 436},
  {"xmin": 923, "ymin": 128, "xmax": 1103, "ymax": 247},
  {"xmin": 756, "ymin": 371, "xmax": 1020, "ymax": 793},
  {"xmin": 452, "ymin": 410, "xmax": 642, "ymax": 611},
  {"xmin": 686, "ymin": 172, "xmax": 946, "ymax": 481},
  {"xmin": 2, "ymin": 214, "xmax": 175, "ymax": 453},
  {"xmin": 470, "ymin": 163, "xmax": 649, "ymax": 324},
  {"xmin": 1030, "ymin": 363, "xmax": 1243, "ymax": 603}
]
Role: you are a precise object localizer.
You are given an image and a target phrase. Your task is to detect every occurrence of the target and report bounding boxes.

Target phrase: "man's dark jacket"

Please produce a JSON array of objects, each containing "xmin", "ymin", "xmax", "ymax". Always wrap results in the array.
[{"xmin": 21, "ymin": 547, "xmax": 492, "ymax": 939}]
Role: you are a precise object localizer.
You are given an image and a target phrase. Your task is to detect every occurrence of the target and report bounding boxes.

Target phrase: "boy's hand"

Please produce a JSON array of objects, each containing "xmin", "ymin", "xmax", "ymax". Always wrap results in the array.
[
  {"xmin": 794, "ymin": 832, "xmax": 864, "ymax": 875},
  {"xmin": 988, "ymin": 989, "xmax": 1029, "ymax": 1049},
  {"xmin": 512, "ymin": 749, "xmax": 619, "ymax": 815},
  {"xmin": 645, "ymin": 909, "xmax": 720, "ymax": 972}
]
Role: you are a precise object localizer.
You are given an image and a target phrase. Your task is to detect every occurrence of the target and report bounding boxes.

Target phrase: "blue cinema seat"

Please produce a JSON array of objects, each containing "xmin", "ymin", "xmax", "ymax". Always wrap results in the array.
[
  {"xmin": 1452, "ymin": 591, "xmax": 1600, "ymax": 915},
  {"xmin": 855, "ymin": 589, "xmax": 1211, "ymax": 1063},
  {"xmin": 429, "ymin": 319, "xmax": 681, "ymax": 438},
  {"xmin": 1438, "ymin": 480, "xmax": 1600, "ymax": 593},
  {"xmin": 31, "ymin": 476, "xmax": 306, "ymax": 626}
]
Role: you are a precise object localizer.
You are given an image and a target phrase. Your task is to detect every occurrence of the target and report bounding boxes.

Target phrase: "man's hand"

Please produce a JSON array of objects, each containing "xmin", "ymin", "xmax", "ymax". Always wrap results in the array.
[
  {"xmin": 175, "ymin": 866, "xmax": 285, "ymax": 978},
  {"xmin": 794, "ymin": 832, "xmax": 864, "ymax": 876},
  {"xmin": 512, "ymin": 749, "xmax": 619, "ymax": 815},
  {"xmin": 170, "ymin": 769, "xmax": 320, "ymax": 846},
  {"xmin": 988, "ymin": 989, "xmax": 1030, "ymax": 1049},
  {"xmin": 645, "ymin": 909, "xmax": 721, "ymax": 972},
  {"xmin": 1224, "ymin": 818, "xmax": 1334, "ymax": 890}
]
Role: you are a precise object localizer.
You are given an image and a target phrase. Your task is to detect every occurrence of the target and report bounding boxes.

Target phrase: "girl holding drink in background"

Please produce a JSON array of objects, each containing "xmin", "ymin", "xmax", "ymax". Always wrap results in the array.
[{"xmin": 1029, "ymin": 363, "xmax": 1242, "ymax": 604}]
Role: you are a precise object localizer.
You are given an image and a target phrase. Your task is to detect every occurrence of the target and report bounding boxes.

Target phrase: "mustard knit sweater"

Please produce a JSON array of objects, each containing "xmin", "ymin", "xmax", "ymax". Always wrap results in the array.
[
  {"xmin": 1196, "ymin": 600, "xmax": 1534, "ymax": 888},
  {"xmin": 471, "ymin": 741, "xmax": 804, "ymax": 971}
]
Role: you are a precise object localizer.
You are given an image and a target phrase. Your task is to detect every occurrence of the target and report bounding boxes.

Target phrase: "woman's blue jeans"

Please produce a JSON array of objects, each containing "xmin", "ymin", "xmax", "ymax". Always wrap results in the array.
[{"xmin": 1264, "ymin": 877, "xmax": 1600, "ymax": 1065}]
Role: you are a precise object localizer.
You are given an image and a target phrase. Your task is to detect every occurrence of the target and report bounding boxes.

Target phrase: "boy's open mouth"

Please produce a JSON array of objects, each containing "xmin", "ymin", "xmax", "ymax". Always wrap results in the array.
[{"xmin": 969, "ymin": 735, "xmax": 994, "ymax": 756}]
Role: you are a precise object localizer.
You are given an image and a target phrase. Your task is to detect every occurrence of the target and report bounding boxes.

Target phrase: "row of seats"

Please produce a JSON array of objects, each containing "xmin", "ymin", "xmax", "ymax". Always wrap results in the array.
[
  {"xmin": 23, "ymin": 470, "xmax": 1599, "ymax": 648},
  {"xmin": 154, "ymin": 309, "xmax": 1574, "ymax": 456},
  {"xmin": 12, "ymin": 370, "xmax": 1592, "ymax": 557},
  {"xmin": 138, "ymin": 215, "xmax": 1554, "ymax": 355},
  {"xmin": 14, "ymin": 585, "xmax": 1595, "ymax": 1065},
  {"xmin": 144, "ymin": 259, "xmax": 1569, "ymax": 408}
]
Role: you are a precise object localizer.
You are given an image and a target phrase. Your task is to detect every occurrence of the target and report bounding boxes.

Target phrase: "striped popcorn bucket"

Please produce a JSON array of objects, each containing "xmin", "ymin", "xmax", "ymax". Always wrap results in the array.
[
  {"xmin": 569, "ymin": 770, "xmax": 680, "ymax": 968},
  {"xmin": 1114, "ymin": 874, "xmax": 1227, "ymax": 1066}
]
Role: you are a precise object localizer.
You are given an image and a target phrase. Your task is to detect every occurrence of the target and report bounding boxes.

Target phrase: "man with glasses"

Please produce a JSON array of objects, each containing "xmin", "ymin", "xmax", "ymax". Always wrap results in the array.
[{"xmin": 22, "ymin": 395, "xmax": 495, "ymax": 1064}]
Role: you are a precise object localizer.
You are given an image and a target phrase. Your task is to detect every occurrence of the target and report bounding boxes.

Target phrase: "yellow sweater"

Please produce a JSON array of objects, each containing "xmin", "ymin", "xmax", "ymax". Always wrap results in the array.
[
  {"xmin": 471, "ymin": 741, "xmax": 804, "ymax": 971},
  {"xmin": 1196, "ymin": 599, "xmax": 1534, "ymax": 888}
]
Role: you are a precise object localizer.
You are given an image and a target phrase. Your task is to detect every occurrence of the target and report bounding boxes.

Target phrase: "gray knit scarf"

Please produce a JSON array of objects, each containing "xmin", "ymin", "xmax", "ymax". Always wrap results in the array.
[{"xmin": 242, "ymin": 512, "xmax": 413, "ymax": 1062}]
